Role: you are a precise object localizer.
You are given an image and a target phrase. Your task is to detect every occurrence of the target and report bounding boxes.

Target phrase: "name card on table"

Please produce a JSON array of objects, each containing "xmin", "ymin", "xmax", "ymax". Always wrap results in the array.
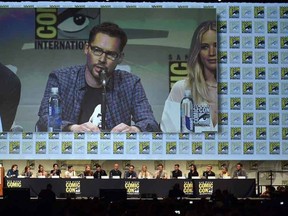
[
  {"xmin": 52, "ymin": 176, "xmax": 60, "ymax": 178},
  {"xmin": 112, "ymin": 176, "xmax": 120, "ymax": 179},
  {"xmin": 208, "ymin": 176, "xmax": 216, "ymax": 179},
  {"xmin": 101, "ymin": 176, "xmax": 109, "ymax": 179},
  {"xmin": 177, "ymin": 176, "xmax": 186, "ymax": 179},
  {"xmin": 38, "ymin": 176, "xmax": 45, "ymax": 178},
  {"xmin": 223, "ymin": 176, "xmax": 231, "ymax": 179},
  {"xmin": 237, "ymin": 176, "xmax": 246, "ymax": 179},
  {"xmin": 71, "ymin": 176, "xmax": 79, "ymax": 179},
  {"xmin": 86, "ymin": 176, "xmax": 94, "ymax": 179},
  {"xmin": 191, "ymin": 176, "xmax": 200, "ymax": 179}
]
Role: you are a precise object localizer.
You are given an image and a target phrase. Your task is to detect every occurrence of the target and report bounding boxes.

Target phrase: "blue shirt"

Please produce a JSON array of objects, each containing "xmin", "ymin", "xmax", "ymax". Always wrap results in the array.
[
  {"xmin": 6, "ymin": 169, "xmax": 19, "ymax": 178},
  {"xmin": 37, "ymin": 65, "xmax": 159, "ymax": 132}
]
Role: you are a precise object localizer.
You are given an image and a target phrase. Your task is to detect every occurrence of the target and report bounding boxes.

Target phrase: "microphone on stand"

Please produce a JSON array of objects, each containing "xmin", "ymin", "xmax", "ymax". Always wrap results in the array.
[
  {"xmin": 100, "ymin": 69, "xmax": 107, "ymax": 130},
  {"xmin": 100, "ymin": 69, "xmax": 107, "ymax": 87}
]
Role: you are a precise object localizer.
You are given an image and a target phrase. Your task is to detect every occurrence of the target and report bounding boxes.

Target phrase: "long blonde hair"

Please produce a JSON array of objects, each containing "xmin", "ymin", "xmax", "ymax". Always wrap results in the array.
[{"xmin": 187, "ymin": 21, "xmax": 217, "ymax": 104}]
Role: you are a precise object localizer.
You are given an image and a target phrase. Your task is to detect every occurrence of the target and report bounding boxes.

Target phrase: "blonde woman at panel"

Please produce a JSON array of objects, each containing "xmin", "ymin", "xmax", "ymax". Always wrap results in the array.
[{"xmin": 161, "ymin": 21, "xmax": 218, "ymax": 133}]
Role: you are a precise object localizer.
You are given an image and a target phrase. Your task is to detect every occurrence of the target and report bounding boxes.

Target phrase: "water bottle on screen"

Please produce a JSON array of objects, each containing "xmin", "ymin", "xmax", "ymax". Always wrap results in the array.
[
  {"xmin": 48, "ymin": 87, "xmax": 62, "ymax": 132},
  {"xmin": 180, "ymin": 90, "xmax": 194, "ymax": 132}
]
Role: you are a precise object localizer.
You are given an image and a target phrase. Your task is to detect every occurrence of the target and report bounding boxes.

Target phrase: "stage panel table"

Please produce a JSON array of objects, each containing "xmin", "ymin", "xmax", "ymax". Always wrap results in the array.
[{"xmin": 4, "ymin": 178, "xmax": 256, "ymax": 198}]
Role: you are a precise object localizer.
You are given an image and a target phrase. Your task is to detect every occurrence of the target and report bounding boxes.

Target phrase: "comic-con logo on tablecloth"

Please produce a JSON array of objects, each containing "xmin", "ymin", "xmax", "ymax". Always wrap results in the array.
[
  {"xmin": 198, "ymin": 181, "xmax": 213, "ymax": 196},
  {"xmin": 6, "ymin": 180, "xmax": 22, "ymax": 188},
  {"xmin": 66, "ymin": 181, "xmax": 80, "ymax": 193},
  {"xmin": 125, "ymin": 181, "xmax": 140, "ymax": 195}
]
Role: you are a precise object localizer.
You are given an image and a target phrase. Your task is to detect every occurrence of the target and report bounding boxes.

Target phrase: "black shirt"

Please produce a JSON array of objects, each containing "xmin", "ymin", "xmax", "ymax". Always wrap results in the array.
[
  {"xmin": 203, "ymin": 171, "xmax": 216, "ymax": 178},
  {"xmin": 109, "ymin": 169, "xmax": 122, "ymax": 178},
  {"xmin": 93, "ymin": 170, "xmax": 107, "ymax": 179},
  {"xmin": 50, "ymin": 169, "xmax": 61, "ymax": 176},
  {"xmin": 188, "ymin": 171, "xmax": 199, "ymax": 179},
  {"xmin": 78, "ymin": 85, "xmax": 102, "ymax": 124},
  {"xmin": 172, "ymin": 170, "xmax": 183, "ymax": 178}
]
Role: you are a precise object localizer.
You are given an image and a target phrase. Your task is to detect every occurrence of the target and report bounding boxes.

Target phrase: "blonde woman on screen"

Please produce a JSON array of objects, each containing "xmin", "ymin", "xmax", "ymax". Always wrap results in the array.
[{"xmin": 161, "ymin": 20, "xmax": 218, "ymax": 133}]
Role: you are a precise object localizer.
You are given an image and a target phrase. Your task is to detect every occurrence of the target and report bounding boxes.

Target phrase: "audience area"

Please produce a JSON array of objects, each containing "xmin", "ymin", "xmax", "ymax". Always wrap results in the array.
[{"xmin": 0, "ymin": 187, "xmax": 287, "ymax": 216}]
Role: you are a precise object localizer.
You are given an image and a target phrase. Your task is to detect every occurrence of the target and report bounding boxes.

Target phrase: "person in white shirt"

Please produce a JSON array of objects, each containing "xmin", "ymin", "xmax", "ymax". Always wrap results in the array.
[
  {"xmin": 138, "ymin": 165, "xmax": 153, "ymax": 179},
  {"xmin": 64, "ymin": 165, "xmax": 76, "ymax": 178},
  {"xmin": 154, "ymin": 163, "xmax": 169, "ymax": 179},
  {"xmin": 161, "ymin": 21, "xmax": 218, "ymax": 133}
]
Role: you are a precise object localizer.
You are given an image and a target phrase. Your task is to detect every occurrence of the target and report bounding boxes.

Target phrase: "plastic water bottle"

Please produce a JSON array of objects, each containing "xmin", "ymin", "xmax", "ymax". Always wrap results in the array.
[
  {"xmin": 180, "ymin": 90, "xmax": 194, "ymax": 132},
  {"xmin": 48, "ymin": 87, "xmax": 62, "ymax": 132}
]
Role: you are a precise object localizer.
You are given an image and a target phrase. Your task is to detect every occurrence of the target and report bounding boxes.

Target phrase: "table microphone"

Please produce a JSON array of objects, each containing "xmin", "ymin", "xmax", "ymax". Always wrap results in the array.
[
  {"xmin": 100, "ymin": 69, "xmax": 107, "ymax": 131},
  {"xmin": 100, "ymin": 69, "xmax": 107, "ymax": 87}
]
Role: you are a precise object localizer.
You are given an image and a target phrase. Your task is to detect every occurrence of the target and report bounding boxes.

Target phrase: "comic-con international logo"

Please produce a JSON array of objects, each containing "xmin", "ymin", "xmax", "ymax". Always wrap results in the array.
[
  {"xmin": 229, "ymin": 36, "xmax": 240, "ymax": 49},
  {"xmin": 243, "ymin": 113, "xmax": 253, "ymax": 125},
  {"xmin": 269, "ymin": 83, "xmax": 279, "ymax": 95},
  {"xmin": 6, "ymin": 180, "xmax": 22, "ymax": 188},
  {"xmin": 183, "ymin": 181, "xmax": 193, "ymax": 195},
  {"xmin": 256, "ymin": 98, "xmax": 266, "ymax": 110},
  {"xmin": 36, "ymin": 141, "xmax": 46, "ymax": 154},
  {"xmin": 243, "ymin": 142, "xmax": 254, "ymax": 154},
  {"xmin": 230, "ymin": 98, "xmax": 241, "ymax": 110},
  {"xmin": 231, "ymin": 127, "xmax": 241, "ymax": 140},
  {"xmin": 268, "ymin": 52, "xmax": 278, "ymax": 64},
  {"xmin": 139, "ymin": 141, "xmax": 150, "ymax": 154},
  {"xmin": 281, "ymin": 68, "xmax": 288, "ymax": 80},
  {"xmin": 230, "ymin": 67, "xmax": 240, "ymax": 79},
  {"xmin": 243, "ymin": 82, "xmax": 253, "ymax": 95},
  {"xmin": 282, "ymin": 98, "xmax": 288, "ymax": 110},
  {"xmin": 218, "ymin": 142, "xmax": 228, "ymax": 154},
  {"xmin": 219, "ymin": 113, "xmax": 228, "ymax": 125},
  {"xmin": 219, "ymin": 52, "xmax": 227, "ymax": 64},
  {"xmin": 74, "ymin": 133, "xmax": 85, "ymax": 139},
  {"xmin": 192, "ymin": 142, "xmax": 202, "ymax": 154},
  {"xmin": 255, "ymin": 67, "xmax": 265, "ymax": 79},
  {"xmin": 280, "ymin": 7, "xmax": 288, "ymax": 18},
  {"xmin": 193, "ymin": 105, "xmax": 210, "ymax": 127},
  {"xmin": 62, "ymin": 141, "xmax": 72, "ymax": 154},
  {"xmin": 198, "ymin": 181, "xmax": 213, "ymax": 195},
  {"xmin": 9, "ymin": 141, "xmax": 20, "ymax": 154},
  {"xmin": 256, "ymin": 127, "xmax": 267, "ymax": 140},
  {"xmin": 267, "ymin": 21, "xmax": 278, "ymax": 33},
  {"xmin": 218, "ymin": 82, "xmax": 228, "ymax": 94},
  {"xmin": 242, "ymin": 21, "xmax": 252, "ymax": 33},
  {"xmin": 270, "ymin": 142, "xmax": 280, "ymax": 154},
  {"xmin": 87, "ymin": 141, "xmax": 98, "ymax": 154},
  {"xmin": 113, "ymin": 141, "xmax": 124, "ymax": 154},
  {"xmin": 166, "ymin": 142, "xmax": 177, "ymax": 154},
  {"xmin": 280, "ymin": 37, "xmax": 288, "ymax": 49},
  {"xmin": 66, "ymin": 181, "xmax": 80, "ymax": 193},
  {"xmin": 269, "ymin": 113, "xmax": 279, "ymax": 125},
  {"xmin": 218, "ymin": 21, "xmax": 227, "ymax": 33},
  {"xmin": 35, "ymin": 8, "xmax": 101, "ymax": 49},
  {"xmin": 152, "ymin": 133, "xmax": 163, "ymax": 140},
  {"xmin": 125, "ymin": 181, "xmax": 140, "ymax": 195},
  {"xmin": 254, "ymin": 6, "xmax": 265, "ymax": 18},
  {"xmin": 282, "ymin": 128, "xmax": 288, "ymax": 140},
  {"xmin": 229, "ymin": 6, "xmax": 239, "ymax": 18},
  {"xmin": 242, "ymin": 52, "xmax": 252, "ymax": 64},
  {"xmin": 255, "ymin": 37, "xmax": 265, "ymax": 49}
]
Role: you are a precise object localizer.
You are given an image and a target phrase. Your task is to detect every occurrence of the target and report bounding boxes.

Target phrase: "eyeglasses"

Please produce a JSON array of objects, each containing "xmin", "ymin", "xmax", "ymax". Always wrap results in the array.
[{"xmin": 89, "ymin": 45, "xmax": 119, "ymax": 61}]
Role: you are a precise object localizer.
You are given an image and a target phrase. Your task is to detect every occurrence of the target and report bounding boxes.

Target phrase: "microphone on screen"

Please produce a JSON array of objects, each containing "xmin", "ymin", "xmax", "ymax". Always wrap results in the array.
[{"xmin": 100, "ymin": 69, "xmax": 107, "ymax": 88}]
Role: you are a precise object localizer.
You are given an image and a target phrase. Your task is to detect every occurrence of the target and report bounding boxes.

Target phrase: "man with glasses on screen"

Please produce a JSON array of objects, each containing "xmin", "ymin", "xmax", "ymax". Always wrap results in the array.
[{"xmin": 37, "ymin": 22, "xmax": 159, "ymax": 133}]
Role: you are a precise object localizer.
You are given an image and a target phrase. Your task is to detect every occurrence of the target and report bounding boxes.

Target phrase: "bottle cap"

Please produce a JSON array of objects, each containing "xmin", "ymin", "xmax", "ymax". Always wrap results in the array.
[
  {"xmin": 51, "ymin": 87, "xmax": 58, "ymax": 94},
  {"xmin": 184, "ymin": 89, "xmax": 191, "ymax": 97}
]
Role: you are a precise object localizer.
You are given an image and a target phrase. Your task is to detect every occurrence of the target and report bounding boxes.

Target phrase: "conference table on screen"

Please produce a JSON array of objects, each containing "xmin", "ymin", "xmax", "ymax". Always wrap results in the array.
[{"xmin": 4, "ymin": 177, "xmax": 256, "ymax": 198}]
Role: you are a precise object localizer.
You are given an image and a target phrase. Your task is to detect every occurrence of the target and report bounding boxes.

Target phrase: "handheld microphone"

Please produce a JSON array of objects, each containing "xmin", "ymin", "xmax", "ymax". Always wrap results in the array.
[{"xmin": 100, "ymin": 69, "xmax": 107, "ymax": 87}]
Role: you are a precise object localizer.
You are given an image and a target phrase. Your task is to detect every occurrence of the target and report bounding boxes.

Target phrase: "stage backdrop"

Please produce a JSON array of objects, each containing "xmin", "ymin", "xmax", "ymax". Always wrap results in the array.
[{"xmin": 0, "ymin": 2, "xmax": 287, "ymax": 161}]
